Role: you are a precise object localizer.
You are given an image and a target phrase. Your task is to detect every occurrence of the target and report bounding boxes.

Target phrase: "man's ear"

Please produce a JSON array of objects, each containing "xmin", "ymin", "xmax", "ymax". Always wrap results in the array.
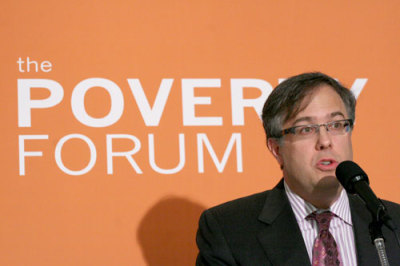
[{"xmin": 267, "ymin": 138, "xmax": 283, "ymax": 168}]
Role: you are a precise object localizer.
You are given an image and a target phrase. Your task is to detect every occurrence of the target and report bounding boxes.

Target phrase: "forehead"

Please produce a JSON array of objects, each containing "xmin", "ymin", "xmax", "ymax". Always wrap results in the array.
[{"xmin": 286, "ymin": 85, "xmax": 348, "ymax": 124}]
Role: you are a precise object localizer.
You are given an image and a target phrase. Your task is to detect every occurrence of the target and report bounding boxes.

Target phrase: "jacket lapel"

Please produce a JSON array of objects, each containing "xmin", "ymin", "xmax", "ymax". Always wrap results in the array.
[
  {"xmin": 349, "ymin": 194, "xmax": 381, "ymax": 266},
  {"xmin": 257, "ymin": 181, "xmax": 311, "ymax": 266}
]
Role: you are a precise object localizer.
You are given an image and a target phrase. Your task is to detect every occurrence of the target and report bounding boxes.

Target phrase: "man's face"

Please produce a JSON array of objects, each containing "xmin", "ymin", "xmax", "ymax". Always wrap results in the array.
[{"xmin": 269, "ymin": 85, "xmax": 353, "ymax": 200}]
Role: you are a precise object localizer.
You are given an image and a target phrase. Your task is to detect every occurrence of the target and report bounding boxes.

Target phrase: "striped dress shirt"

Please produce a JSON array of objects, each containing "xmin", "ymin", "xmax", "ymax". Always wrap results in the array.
[{"xmin": 284, "ymin": 181, "xmax": 358, "ymax": 266}]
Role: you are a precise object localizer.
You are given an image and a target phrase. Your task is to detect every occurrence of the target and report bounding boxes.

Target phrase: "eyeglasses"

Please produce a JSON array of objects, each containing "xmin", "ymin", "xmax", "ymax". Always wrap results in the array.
[{"xmin": 278, "ymin": 119, "xmax": 354, "ymax": 138}]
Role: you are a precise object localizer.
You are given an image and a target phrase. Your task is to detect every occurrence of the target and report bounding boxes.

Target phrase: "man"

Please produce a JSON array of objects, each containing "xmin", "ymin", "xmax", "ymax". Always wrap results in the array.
[{"xmin": 196, "ymin": 72, "xmax": 400, "ymax": 265}]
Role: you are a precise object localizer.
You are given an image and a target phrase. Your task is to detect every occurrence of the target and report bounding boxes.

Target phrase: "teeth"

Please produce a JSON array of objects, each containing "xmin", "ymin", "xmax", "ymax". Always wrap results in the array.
[{"xmin": 321, "ymin": 161, "xmax": 331, "ymax": 165}]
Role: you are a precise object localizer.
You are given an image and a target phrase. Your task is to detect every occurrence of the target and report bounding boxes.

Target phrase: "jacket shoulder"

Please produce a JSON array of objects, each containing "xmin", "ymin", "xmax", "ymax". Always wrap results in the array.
[
  {"xmin": 206, "ymin": 190, "xmax": 271, "ymax": 221},
  {"xmin": 196, "ymin": 190, "xmax": 274, "ymax": 265}
]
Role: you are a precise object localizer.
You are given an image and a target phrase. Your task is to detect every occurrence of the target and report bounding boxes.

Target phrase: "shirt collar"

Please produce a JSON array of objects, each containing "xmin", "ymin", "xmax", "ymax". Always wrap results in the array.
[{"xmin": 284, "ymin": 180, "xmax": 352, "ymax": 226}]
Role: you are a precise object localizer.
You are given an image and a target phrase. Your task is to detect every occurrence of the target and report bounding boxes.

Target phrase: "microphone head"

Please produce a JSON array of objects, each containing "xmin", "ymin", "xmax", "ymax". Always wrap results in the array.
[{"xmin": 335, "ymin": 160, "xmax": 369, "ymax": 193}]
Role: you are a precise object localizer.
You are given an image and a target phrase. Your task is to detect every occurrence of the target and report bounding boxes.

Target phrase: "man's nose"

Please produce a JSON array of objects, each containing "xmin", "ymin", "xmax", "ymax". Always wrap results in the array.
[{"xmin": 315, "ymin": 125, "xmax": 332, "ymax": 150}]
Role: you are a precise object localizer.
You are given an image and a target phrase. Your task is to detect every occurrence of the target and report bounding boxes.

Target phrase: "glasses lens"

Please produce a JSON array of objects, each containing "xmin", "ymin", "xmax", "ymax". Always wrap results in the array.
[
  {"xmin": 328, "ymin": 120, "xmax": 350, "ymax": 134},
  {"xmin": 295, "ymin": 125, "xmax": 316, "ymax": 136}
]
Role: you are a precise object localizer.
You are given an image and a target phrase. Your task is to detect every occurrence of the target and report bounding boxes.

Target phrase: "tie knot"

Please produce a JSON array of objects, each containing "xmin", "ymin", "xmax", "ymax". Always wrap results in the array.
[{"xmin": 307, "ymin": 211, "xmax": 334, "ymax": 232}]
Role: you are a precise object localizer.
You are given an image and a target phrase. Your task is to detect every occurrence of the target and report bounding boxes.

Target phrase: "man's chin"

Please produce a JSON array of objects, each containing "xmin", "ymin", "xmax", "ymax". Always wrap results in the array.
[{"xmin": 316, "ymin": 175, "xmax": 341, "ymax": 190}]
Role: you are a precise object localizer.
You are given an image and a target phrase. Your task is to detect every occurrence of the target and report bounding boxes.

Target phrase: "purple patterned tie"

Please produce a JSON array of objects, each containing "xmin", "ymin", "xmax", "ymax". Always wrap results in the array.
[{"xmin": 307, "ymin": 211, "xmax": 341, "ymax": 266}]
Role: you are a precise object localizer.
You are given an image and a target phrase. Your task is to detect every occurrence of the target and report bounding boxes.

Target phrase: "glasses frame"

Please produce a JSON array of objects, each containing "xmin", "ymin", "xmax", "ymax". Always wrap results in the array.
[{"xmin": 278, "ymin": 119, "xmax": 354, "ymax": 138}]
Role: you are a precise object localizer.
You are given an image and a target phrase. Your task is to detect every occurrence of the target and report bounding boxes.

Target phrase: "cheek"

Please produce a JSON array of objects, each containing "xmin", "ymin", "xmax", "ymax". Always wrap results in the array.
[
  {"xmin": 345, "ymin": 141, "xmax": 353, "ymax": 159},
  {"xmin": 281, "ymin": 143, "xmax": 311, "ymax": 166},
  {"xmin": 337, "ymin": 136, "xmax": 353, "ymax": 158}
]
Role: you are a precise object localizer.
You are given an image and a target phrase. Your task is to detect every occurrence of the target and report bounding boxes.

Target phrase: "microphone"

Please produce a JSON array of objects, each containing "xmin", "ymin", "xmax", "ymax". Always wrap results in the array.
[{"xmin": 336, "ymin": 160, "xmax": 396, "ymax": 231}]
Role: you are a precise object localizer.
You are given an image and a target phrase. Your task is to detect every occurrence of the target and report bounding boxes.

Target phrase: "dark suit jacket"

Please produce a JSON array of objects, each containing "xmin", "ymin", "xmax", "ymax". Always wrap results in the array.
[{"xmin": 196, "ymin": 180, "xmax": 400, "ymax": 265}]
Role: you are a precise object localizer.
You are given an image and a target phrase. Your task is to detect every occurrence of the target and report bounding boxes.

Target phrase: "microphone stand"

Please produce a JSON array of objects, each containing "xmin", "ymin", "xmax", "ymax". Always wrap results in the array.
[{"xmin": 369, "ymin": 207, "xmax": 390, "ymax": 266}]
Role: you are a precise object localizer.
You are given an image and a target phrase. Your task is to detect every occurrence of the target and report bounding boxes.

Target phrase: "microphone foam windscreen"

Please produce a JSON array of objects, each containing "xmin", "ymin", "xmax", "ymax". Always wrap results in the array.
[{"xmin": 335, "ymin": 160, "xmax": 369, "ymax": 193}]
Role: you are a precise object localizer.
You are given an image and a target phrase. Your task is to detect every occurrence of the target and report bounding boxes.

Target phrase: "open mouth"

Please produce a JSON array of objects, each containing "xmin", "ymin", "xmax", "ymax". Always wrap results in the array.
[{"xmin": 316, "ymin": 159, "xmax": 338, "ymax": 170}]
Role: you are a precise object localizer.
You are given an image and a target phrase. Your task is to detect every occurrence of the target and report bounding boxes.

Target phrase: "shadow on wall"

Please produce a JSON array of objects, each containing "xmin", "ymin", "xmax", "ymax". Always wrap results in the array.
[{"xmin": 137, "ymin": 197, "xmax": 206, "ymax": 266}]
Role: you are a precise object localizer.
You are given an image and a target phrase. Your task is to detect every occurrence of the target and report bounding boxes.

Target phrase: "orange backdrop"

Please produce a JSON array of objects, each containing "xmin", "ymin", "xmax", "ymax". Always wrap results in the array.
[{"xmin": 2, "ymin": 1, "xmax": 400, "ymax": 265}]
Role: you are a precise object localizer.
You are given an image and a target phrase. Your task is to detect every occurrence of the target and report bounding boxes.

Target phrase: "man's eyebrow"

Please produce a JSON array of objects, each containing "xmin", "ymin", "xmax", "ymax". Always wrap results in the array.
[
  {"xmin": 290, "ymin": 112, "xmax": 346, "ymax": 126},
  {"xmin": 330, "ymin": 111, "xmax": 345, "ymax": 118},
  {"xmin": 292, "ymin": 117, "xmax": 313, "ymax": 126}
]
